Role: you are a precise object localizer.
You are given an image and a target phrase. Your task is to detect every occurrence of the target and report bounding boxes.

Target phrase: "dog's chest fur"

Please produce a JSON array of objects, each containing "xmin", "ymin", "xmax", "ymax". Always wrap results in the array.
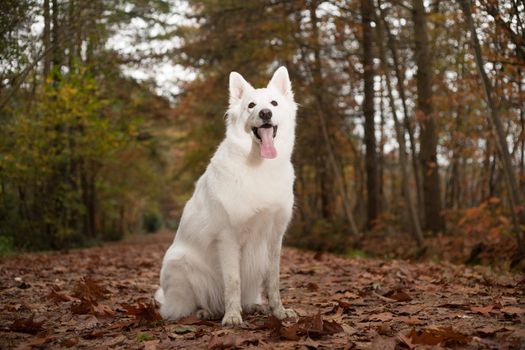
[{"xmin": 208, "ymin": 147, "xmax": 294, "ymax": 229}]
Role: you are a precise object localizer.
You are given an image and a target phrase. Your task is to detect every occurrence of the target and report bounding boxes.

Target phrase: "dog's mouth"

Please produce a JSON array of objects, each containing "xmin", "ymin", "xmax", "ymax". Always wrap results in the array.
[
  {"xmin": 251, "ymin": 124, "xmax": 277, "ymax": 140},
  {"xmin": 251, "ymin": 124, "xmax": 278, "ymax": 159}
]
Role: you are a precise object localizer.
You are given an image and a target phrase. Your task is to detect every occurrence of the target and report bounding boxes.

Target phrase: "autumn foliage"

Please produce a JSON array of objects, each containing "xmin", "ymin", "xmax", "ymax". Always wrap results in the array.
[{"xmin": 1, "ymin": 1, "xmax": 525, "ymax": 264}]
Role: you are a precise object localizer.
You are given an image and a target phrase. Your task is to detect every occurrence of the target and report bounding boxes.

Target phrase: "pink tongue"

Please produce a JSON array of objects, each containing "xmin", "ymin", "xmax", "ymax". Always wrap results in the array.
[{"xmin": 258, "ymin": 127, "xmax": 277, "ymax": 159}]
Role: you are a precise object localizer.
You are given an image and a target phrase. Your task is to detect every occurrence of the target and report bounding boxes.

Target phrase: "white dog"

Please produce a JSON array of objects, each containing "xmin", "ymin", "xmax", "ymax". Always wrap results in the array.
[{"xmin": 155, "ymin": 67, "xmax": 297, "ymax": 326}]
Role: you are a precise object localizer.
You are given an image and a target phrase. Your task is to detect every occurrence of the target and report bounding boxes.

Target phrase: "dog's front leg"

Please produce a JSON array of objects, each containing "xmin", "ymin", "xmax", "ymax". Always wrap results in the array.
[
  {"xmin": 266, "ymin": 232, "xmax": 297, "ymax": 320},
  {"xmin": 218, "ymin": 236, "xmax": 243, "ymax": 326}
]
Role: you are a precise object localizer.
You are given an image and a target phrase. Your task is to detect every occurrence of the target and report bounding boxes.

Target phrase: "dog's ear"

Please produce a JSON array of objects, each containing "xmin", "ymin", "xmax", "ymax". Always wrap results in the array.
[
  {"xmin": 229, "ymin": 72, "xmax": 253, "ymax": 105},
  {"xmin": 268, "ymin": 66, "xmax": 293, "ymax": 100}
]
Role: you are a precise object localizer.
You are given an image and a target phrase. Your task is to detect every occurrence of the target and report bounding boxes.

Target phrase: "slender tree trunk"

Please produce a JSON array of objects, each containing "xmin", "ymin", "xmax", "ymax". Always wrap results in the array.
[
  {"xmin": 519, "ymin": 67, "xmax": 525, "ymax": 191},
  {"xmin": 460, "ymin": 0, "xmax": 525, "ymax": 254},
  {"xmin": 43, "ymin": 0, "xmax": 51, "ymax": 78},
  {"xmin": 380, "ymin": 12, "xmax": 424, "ymax": 222},
  {"xmin": 412, "ymin": 0, "xmax": 445, "ymax": 232},
  {"xmin": 307, "ymin": 1, "xmax": 359, "ymax": 235},
  {"xmin": 361, "ymin": 0, "xmax": 380, "ymax": 229},
  {"xmin": 379, "ymin": 77, "xmax": 386, "ymax": 212},
  {"xmin": 447, "ymin": 106, "xmax": 463, "ymax": 209},
  {"xmin": 51, "ymin": 0, "xmax": 61, "ymax": 79},
  {"xmin": 375, "ymin": 3, "xmax": 424, "ymax": 246}
]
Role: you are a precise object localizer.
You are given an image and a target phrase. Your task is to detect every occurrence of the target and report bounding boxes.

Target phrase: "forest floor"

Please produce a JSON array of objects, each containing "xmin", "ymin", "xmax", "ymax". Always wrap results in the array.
[{"xmin": 1, "ymin": 230, "xmax": 524, "ymax": 350}]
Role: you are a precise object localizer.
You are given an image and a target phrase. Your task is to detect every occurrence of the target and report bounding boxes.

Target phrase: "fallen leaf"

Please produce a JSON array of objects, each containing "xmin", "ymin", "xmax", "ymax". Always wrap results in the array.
[
  {"xmin": 9, "ymin": 315, "xmax": 45, "ymax": 334},
  {"xmin": 337, "ymin": 300, "xmax": 353, "ymax": 312},
  {"xmin": 322, "ymin": 319, "xmax": 344, "ymax": 335},
  {"xmin": 341, "ymin": 323, "xmax": 358, "ymax": 336},
  {"xmin": 280, "ymin": 323, "xmax": 301, "ymax": 341},
  {"xmin": 397, "ymin": 316, "xmax": 425, "ymax": 325},
  {"xmin": 73, "ymin": 277, "xmax": 108, "ymax": 302},
  {"xmin": 23, "ymin": 333, "xmax": 54, "ymax": 347},
  {"xmin": 71, "ymin": 298, "xmax": 95, "ymax": 315},
  {"xmin": 397, "ymin": 304, "xmax": 424, "ymax": 315},
  {"xmin": 48, "ymin": 289, "xmax": 76, "ymax": 303},
  {"xmin": 60, "ymin": 336, "xmax": 80, "ymax": 348},
  {"xmin": 369, "ymin": 312, "xmax": 393, "ymax": 322},
  {"xmin": 178, "ymin": 313, "xmax": 215, "ymax": 326},
  {"xmin": 261, "ymin": 312, "xmax": 343, "ymax": 341},
  {"xmin": 383, "ymin": 289, "xmax": 412, "ymax": 302},
  {"xmin": 501, "ymin": 306, "xmax": 525, "ymax": 315},
  {"xmin": 370, "ymin": 335, "xmax": 396, "ymax": 350},
  {"xmin": 172, "ymin": 325, "xmax": 197, "ymax": 334},
  {"xmin": 399, "ymin": 326, "xmax": 471, "ymax": 347},
  {"xmin": 207, "ymin": 333, "xmax": 258, "ymax": 349},
  {"xmin": 476, "ymin": 325, "xmax": 509, "ymax": 337},
  {"xmin": 306, "ymin": 282, "xmax": 319, "ymax": 292},
  {"xmin": 123, "ymin": 300, "xmax": 162, "ymax": 323},
  {"xmin": 297, "ymin": 337, "xmax": 320, "ymax": 349},
  {"xmin": 470, "ymin": 305, "xmax": 494, "ymax": 316},
  {"xmin": 144, "ymin": 339, "xmax": 160, "ymax": 350},
  {"xmin": 60, "ymin": 336, "xmax": 80, "ymax": 347},
  {"xmin": 93, "ymin": 303, "xmax": 115, "ymax": 318}
]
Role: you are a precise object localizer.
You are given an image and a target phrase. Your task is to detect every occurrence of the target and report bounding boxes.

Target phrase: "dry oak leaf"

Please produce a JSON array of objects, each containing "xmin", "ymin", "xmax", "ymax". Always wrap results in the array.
[
  {"xmin": 306, "ymin": 282, "xmax": 320, "ymax": 292},
  {"xmin": 369, "ymin": 312, "xmax": 393, "ymax": 322},
  {"xmin": 48, "ymin": 289, "xmax": 76, "ymax": 303},
  {"xmin": 9, "ymin": 315, "xmax": 45, "ymax": 334},
  {"xmin": 383, "ymin": 289, "xmax": 412, "ymax": 302},
  {"xmin": 264, "ymin": 312, "xmax": 344, "ymax": 341},
  {"xmin": 399, "ymin": 326, "xmax": 471, "ymax": 348},
  {"xmin": 123, "ymin": 300, "xmax": 162, "ymax": 323},
  {"xmin": 470, "ymin": 305, "xmax": 494, "ymax": 316},
  {"xmin": 178, "ymin": 313, "xmax": 215, "ymax": 326},
  {"xmin": 397, "ymin": 316, "xmax": 425, "ymax": 326},
  {"xmin": 476, "ymin": 325, "xmax": 510, "ymax": 338},
  {"xmin": 72, "ymin": 277, "xmax": 108, "ymax": 302},
  {"xmin": 70, "ymin": 297, "xmax": 113, "ymax": 318},
  {"xmin": 207, "ymin": 333, "xmax": 259, "ymax": 349}
]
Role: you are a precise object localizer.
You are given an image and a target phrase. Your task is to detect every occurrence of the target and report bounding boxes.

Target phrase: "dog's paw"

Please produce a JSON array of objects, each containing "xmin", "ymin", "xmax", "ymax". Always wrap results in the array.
[
  {"xmin": 221, "ymin": 311, "xmax": 243, "ymax": 326},
  {"xmin": 245, "ymin": 304, "xmax": 270, "ymax": 315},
  {"xmin": 196, "ymin": 309, "xmax": 212, "ymax": 320},
  {"xmin": 273, "ymin": 307, "xmax": 297, "ymax": 320}
]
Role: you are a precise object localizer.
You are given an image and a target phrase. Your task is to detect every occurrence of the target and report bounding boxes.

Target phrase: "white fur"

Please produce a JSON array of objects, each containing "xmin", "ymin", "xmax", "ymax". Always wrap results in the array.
[{"xmin": 155, "ymin": 67, "xmax": 297, "ymax": 326}]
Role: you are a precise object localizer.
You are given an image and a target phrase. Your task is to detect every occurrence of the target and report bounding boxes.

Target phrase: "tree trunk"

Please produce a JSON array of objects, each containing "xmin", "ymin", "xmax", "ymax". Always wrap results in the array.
[
  {"xmin": 361, "ymin": 0, "xmax": 380, "ymax": 229},
  {"xmin": 307, "ymin": 1, "xmax": 359, "ymax": 235},
  {"xmin": 375, "ymin": 2, "xmax": 424, "ymax": 246},
  {"xmin": 460, "ymin": 0, "xmax": 525, "ymax": 254},
  {"xmin": 43, "ymin": 0, "xmax": 51, "ymax": 78},
  {"xmin": 380, "ymin": 13, "xmax": 424, "ymax": 221},
  {"xmin": 379, "ymin": 76, "xmax": 386, "ymax": 212},
  {"xmin": 412, "ymin": 0, "xmax": 445, "ymax": 232},
  {"xmin": 51, "ymin": 0, "xmax": 61, "ymax": 79}
]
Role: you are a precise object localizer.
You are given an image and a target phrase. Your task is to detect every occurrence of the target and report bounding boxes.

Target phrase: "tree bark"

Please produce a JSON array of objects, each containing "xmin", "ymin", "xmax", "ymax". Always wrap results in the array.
[
  {"xmin": 380, "ymin": 13, "xmax": 424, "ymax": 220},
  {"xmin": 43, "ymin": 0, "xmax": 51, "ymax": 77},
  {"xmin": 459, "ymin": 0, "xmax": 525, "ymax": 253},
  {"xmin": 307, "ymin": 1, "xmax": 359, "ymax": 235},
  {"xmin": 412, "ymin": 0, "xmax": 445, "ymax": 232},
  {"xmin": 51, "ymin": 0, "xmax": 61, "ymax": 74},
  {"xmin": 375, "ymin": 1, "xmax": 424, "ymax": 246},
  {"xmin": 361, "ymin": 0, "xmax": 380, "ymax": 229}
]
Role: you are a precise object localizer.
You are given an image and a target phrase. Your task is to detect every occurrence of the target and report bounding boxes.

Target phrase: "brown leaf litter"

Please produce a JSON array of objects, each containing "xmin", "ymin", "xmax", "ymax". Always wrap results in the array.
[{"xmin": 0, "ymin": 230, "xmax": 523, "ymax": 349}]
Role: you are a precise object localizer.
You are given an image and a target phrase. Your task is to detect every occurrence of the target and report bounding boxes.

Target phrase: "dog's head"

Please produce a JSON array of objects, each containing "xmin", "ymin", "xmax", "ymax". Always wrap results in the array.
[{"xmin": 226, "ymin": 66, "xmax": 297, "ymax": 160}]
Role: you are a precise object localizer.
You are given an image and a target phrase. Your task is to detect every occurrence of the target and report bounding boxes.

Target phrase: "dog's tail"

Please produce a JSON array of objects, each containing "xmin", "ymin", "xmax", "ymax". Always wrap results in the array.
[{"xmin": 154, "ymin": 288, "xmax": 165, "ymax": 305}]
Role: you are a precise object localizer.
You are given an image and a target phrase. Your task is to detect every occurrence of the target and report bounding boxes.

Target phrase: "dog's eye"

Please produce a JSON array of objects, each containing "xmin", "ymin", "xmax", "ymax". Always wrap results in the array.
[
  {"xmin": 271, "ymin": 100, "xmax": 278, "ymax": 106},
  {"xmin": 248, "ymin": 102, "xmax": 256, "ymax": 109}
]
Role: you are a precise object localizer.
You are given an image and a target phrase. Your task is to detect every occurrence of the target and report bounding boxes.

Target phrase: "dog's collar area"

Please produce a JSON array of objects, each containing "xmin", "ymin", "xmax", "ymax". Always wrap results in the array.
[{"xmin": 252, "ymin": 124, "xmax": 277, "ymax": 141}]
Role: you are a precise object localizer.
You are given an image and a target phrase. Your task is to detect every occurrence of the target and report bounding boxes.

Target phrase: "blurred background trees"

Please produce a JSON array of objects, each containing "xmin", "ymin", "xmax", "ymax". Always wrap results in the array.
[{"xmin": 1, "ymin": 0, "xmax": 524, "ymax": 266}]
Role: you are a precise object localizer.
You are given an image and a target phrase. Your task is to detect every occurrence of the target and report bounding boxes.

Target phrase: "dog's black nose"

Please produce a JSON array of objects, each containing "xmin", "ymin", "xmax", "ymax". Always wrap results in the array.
[{"xmin": 259, "ymin": 108, "xmax": 272, "ymax": 121}]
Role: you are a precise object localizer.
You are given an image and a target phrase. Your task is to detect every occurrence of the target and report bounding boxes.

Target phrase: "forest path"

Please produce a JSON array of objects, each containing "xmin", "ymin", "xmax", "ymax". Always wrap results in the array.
[{"xmin": 1, "ymin": 231, "xmax": 524, "ymax": 349}]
